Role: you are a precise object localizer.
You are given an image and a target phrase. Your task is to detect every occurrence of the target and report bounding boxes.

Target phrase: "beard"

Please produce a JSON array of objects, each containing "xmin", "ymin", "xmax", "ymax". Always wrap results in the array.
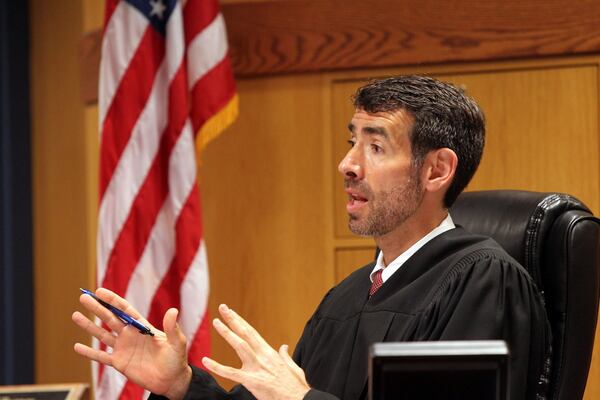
[{"xmin": 347, "ymin": 169, "xmax": 424, "ymax": 237}]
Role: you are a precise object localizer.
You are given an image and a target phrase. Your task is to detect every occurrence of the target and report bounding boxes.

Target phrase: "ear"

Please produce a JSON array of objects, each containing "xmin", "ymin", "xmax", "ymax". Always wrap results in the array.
[{"xmin": 421, "ymin": 148, "xmax": 458, "ymax": 194}]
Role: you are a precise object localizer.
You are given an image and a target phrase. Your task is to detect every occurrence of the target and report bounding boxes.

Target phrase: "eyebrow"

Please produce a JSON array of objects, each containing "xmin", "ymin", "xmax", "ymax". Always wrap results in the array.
[{"xmin": 347, "ymin": 123, "xmax": 390, "ymax": 139}]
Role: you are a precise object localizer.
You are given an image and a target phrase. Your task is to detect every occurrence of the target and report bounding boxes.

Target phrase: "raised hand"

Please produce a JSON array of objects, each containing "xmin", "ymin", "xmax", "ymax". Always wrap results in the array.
[
  {"xmin": 202, "ymin": 304, "xmax": 311, "ymax": 400},
  {"xmin": 72, "ymin": 288, "xmax": 192, "ymax": 400}
]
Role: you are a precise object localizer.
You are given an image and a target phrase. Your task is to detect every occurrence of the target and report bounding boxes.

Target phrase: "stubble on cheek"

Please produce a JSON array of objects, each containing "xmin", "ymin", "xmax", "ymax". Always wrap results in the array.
[{"xmin": 347, "ymin": 175, "xmax": 423, "ymax": 237}]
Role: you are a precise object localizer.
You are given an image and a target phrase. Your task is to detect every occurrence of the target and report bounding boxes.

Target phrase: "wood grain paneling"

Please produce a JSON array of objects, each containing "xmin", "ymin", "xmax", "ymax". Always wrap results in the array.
[
  {"xmin": 223, "ymin": 0, "xmax": 600, "ymax": 77},
  {"xmin": 198, "ymin": 73, "xmax": 333, "ymax": 387},
  {"xmin": 330, "ymin": 63, "xmax": 600, "ymax": 233},
  {"xmin": 78, "ymin": 0, "xmax": 600, "ymax": 103},
  {"xmin": 331, "ymin": 80, "xmax": 361, "ymax": 239},
  {"xmin": 443, "ymin": 67, "xmax": 600, "ymax": 214},
  {"xmin": 220, "ymin": 0, "xmax": 292, "ymax": 3},
  {"xmin": 78, "ymin": 0, "xmax": 103, "ymax": 104},
  {"xmin": 335, "ymin": 248, "xmax": 377, "ymax": 283},
  {"xmin": 78, "ymin": 31, "xmax": 100, "ymax": 105},
  {"xmin": 32, "ymin": 0, "xmax": 600, "ymax": 395},
  {"xmin": 30, "ymin": 0, "xmax": 93, "ymax": 384}
]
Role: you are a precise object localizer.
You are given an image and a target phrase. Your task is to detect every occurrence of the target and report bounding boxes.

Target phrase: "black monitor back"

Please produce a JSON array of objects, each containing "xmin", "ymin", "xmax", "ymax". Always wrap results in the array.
[{"xmin": 369, "ymin": 341, "xmax": 509, "ymax": 400}]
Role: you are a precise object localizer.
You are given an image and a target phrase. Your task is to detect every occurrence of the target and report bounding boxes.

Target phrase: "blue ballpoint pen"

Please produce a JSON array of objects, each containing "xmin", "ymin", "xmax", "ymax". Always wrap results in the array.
[{"xmin": 80, "ymin": 288, "xmax": 154, "ymax": 336}]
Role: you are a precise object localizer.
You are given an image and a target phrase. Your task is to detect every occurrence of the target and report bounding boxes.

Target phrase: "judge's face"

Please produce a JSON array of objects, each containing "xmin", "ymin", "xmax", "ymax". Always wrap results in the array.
[{"xmin": 338, "ymin": 108, "xmax": 424, "ymax": 237}]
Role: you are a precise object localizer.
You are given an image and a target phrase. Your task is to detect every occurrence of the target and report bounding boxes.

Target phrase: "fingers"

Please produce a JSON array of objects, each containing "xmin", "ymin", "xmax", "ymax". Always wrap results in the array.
[
  {"xmin": 279, "ymin": 344, "xmax": 306, "ymax": 382},
  {"xmin": 204, "ymin": 309, "xmax": 312, "ymax": 398},
  {"xmin": 163, "ymin": 308, "xmax": 187, "ymax": 351},
  {"xmin": 72, "ymin": 311, "xmax": 117, "ymax": 348},
  {"xmin": 79, "ymin": 294, "xmax": 125, "ymax": 334},
  {"xmin": 80, "ymin": 288, "xmax": 157, "ymax": 335},
  {"xmin": 218, "ymin": 304, "xmax": 272, "ymax": 354},
  {"xmin": 213, "ymin": 318, "xmax": 257, "ymax": 366},
  {"xmin": 202, "ymin": 347, "xmax": 311, "ymax": 399},
  {"xmin": 73, "ymin": 342, "xmax": 113, "ymax": 367},
  {"xmin": 202, "ymin": 356, "xmax": 243, "ymax": 382},
  {"xmin": 95, "ymin": 288, "xmax": 147, "ymax": 322}
]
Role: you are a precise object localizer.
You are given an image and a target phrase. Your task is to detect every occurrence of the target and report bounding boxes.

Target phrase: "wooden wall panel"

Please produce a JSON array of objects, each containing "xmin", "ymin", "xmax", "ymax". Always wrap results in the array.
[
  {"xmin": 331, "ymin": 82, "xmax": 359, "ymax": 239},
  {"xmin": 442, "ymin": 67, "xmax": 600, "ymax": 213},
  {"xmin": 332, "ymin": 60, "xmax": 600, "ymax": 216},
  {"xmin": 30, "ymin": 0, "xmax": 94, "ymax": 384},
  {"xmin": 335, "ymin": 249, "xmax": 377, "ymax": 283},
  {"xmin": 198, "ymin": 73, "xmax": 333, "ymax": 387},
  {"xmin": 330, "ymin": 63, "xmax": 600, "ymax": 237},
  {"xmin": 78, "ymin": 1, "xmax": 600, "ymax": 103},
  {"xmin": 32, "ymin": 0, "xmax": 600, "ymax": 396},
  {"xmin": 222, "ymin": 0, "xmax": 600, "ymax": 77},
  {"xmin": 220, "ymin": 0, "xmax": 292, "ymax": 3}
]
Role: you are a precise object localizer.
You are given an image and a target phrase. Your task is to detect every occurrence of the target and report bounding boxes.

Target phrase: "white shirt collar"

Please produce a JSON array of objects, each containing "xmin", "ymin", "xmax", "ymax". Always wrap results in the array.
[{"xmin": 370, "ymin": 214, "xmax": 455, "ymax": 283}]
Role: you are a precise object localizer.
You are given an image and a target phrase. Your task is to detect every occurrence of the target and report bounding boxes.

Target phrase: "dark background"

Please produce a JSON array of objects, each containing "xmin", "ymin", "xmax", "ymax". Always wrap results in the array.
[{"xmin": 0, "ymin": 0, "xmax": 34, "ymax": 385}]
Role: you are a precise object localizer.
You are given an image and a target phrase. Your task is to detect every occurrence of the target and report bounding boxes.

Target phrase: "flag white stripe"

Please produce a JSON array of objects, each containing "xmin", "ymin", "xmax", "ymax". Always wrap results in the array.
[
  {"xmin": 100, "ymin": 119, "xmax": 198, "ymax": 398},
  {"xmin": 97, "ymin": 5, "xmax": 186, "ymax": 284},
  {"xmin": 96, "ymin": 0, "xmax": 233, "ymax": 396},
  {"xmin": 97, "ymin": 357, "xmax": 127, "ymax": 400},
  {"xmin": 167, "ymin": 121, "xmax": 197, "ymax": 211},
  {"xmin": 125, "ymin": 120, "xmax": 197, "ymax": 317},
  {"xmin": 186, "ymin": 13, "xmax": 228, "ymax": 89},
  {"xmin": 99, "ymin": 2, "xmax": 149, "ymax": 127},
  {"xmin": 97, "ymin": 59, "xmax": 169, "ymax": 283},
  {"xmin": 125, "ymin": 198, "xmax": 176, "ymax": 316},
  {"xmin": 164, "ymin": 3, "xmax": 185, "ymax": 76},
  {"xmin": 180, "ymin": 240, "xmax": 210, "ymax": 344}
]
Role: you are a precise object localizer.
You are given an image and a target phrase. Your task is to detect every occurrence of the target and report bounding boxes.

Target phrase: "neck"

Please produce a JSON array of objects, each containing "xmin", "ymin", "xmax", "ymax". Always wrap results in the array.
[{"xmin": 374, "ymin": 207, "xmax": 448, "ymax": 265}]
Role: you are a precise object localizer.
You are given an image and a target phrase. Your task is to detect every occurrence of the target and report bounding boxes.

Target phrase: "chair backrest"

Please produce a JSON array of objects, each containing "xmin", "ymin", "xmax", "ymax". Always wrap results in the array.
[{"xmin": 450, "ymin": 190, "xmax": 600, "ymax": 400}]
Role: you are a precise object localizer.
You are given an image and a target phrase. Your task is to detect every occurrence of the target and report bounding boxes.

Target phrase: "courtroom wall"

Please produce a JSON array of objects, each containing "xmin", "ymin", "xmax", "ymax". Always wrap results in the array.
[{"xmin": 29, "ymin": 1, "xmax": 600, "ymax": 398}]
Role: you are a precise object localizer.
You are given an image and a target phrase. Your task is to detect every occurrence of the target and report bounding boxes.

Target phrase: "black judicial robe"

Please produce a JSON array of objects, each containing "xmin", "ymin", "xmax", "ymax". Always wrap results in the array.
[{"xmin": 160, "ymin": 227, "xmax": 551, "ymax": 400}]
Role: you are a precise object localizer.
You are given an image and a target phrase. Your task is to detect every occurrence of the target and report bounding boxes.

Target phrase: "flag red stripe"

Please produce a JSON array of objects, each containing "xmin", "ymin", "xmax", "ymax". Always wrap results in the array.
[
  {"xmin": 146, "ymin": 186, "xmax": 202, "ymax": 328},
  {"xmin": 183, "ymin": 0, "xmax": 220, "ymax": 46},
  {"xmin": 190, "ymin": 56, "xmax": 237, "ymax": 135},
  {"xmin": 99, "ymin": 26, "xmax": 165, "ymax": 201},
  {"xmin": 103, "ymin": 0, "xmax": 119, "ymax": 32},
  {"xmin": 188, "ymin": 309, "xmax": 212, "ymax": 364},
  {"xmin": 98, "ymin": 1, "xmax": 237, "ymax": 397},
  {"xmin": 119, "ymin": 381, "xmax": 145, "ymax": 400},
  {"xmin": 118, "ymin": 165, "xmax": 203, "ymax": 398},
  {"xmin": 102, "ymin": 63, "xmax": 189, "ymax": 293}
]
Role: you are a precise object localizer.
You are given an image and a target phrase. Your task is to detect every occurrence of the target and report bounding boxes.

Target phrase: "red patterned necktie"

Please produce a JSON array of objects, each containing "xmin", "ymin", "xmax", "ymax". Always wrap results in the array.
[{"xmin": 369, "ymin": 269, "xmax": 384, "ymax": 296}]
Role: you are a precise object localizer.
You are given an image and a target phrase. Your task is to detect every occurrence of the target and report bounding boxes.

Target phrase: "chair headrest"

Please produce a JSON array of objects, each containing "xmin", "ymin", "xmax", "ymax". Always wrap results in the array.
[{"xmin": 450, "ymin": 190, "xmax": 590, "ymax": 287}]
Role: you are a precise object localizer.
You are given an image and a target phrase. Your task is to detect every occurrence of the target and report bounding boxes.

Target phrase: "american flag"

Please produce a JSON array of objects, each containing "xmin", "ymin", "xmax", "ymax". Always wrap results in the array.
[{"xmin": 96, "ymin": 0, "xmax": 237, "ymax": 398}]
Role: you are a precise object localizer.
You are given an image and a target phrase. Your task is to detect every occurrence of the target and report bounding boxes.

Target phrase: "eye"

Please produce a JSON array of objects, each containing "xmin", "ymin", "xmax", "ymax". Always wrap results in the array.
[
  {"xmin": 371, "ymin": 143, "xmax": 382, "ymax": 153},
  {"xmin": 347, "ymin": 139, "xmax": 356, "ymax": 148}
]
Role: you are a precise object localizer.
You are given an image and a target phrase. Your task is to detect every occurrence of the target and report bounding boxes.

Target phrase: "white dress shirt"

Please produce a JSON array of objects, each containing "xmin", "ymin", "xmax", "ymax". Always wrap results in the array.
[{"xmin": 369, "ymin": 214, "xmax": 456, "ymax": 283}]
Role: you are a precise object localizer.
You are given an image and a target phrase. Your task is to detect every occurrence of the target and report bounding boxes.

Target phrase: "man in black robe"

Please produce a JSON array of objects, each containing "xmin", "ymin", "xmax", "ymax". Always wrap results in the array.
[{"xmin": 73, "ymin": 75, "xmax": 551, "ymax": 400}]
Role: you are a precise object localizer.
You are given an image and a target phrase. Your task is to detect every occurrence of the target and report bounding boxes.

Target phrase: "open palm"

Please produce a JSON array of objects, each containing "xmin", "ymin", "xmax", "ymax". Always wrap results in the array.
[{"xmin": 72, "ymin": 288, "xmax": 192, "ymax": 399}]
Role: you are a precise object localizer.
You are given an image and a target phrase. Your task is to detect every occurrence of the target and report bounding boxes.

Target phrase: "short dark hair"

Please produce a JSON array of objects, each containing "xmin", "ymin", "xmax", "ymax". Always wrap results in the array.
[{"xmin": 353, "ymin": 75, "xmax": 485, "ymax": 207}]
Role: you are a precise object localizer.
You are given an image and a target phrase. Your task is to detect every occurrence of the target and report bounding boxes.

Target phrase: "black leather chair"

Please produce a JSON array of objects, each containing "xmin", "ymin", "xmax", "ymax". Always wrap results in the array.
[{"xmin": 450, "ymin": 190, "xmax": 600, "ymax": 400}]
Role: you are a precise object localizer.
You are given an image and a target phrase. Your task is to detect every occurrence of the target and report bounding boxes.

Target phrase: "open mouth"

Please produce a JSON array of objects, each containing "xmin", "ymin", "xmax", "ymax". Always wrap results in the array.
[{"xmin": 347, "ymin": 193, "xmax": 368, "ymax": 212}]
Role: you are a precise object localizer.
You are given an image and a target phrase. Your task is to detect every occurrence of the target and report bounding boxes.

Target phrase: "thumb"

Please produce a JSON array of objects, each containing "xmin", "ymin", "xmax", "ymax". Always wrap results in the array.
[
  {"xmin": 279, "ymin": 344, "xmax": 307, "ymax": 382},
  {"xmin": 163, "ymin": 308, "xmax": 187, "ymax": 350}
]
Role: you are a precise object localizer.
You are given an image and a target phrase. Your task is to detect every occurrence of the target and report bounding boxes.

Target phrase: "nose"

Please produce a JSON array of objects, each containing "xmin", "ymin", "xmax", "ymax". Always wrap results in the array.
[{"xmin": 338, "ymin": 147, "xmax": 363, "ymax": 180}]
